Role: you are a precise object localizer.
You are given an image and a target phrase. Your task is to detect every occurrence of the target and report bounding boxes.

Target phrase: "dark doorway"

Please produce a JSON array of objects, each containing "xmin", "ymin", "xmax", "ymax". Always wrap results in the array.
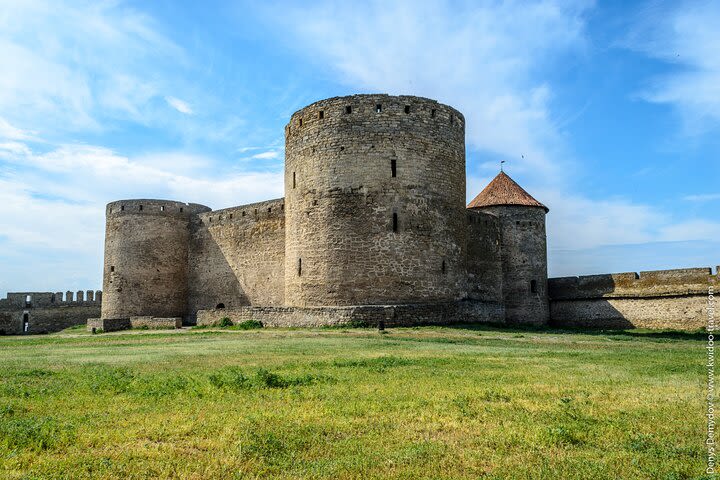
[{"xmin": 23, "ymin": 313, "xmax": 29, "ymax": 333}]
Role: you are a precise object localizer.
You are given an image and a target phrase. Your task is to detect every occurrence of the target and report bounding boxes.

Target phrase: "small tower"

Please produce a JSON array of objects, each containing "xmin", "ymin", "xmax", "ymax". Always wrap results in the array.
[{"xmin": 468, "ymin": 172, "xmax": 549, "ymax": 325}]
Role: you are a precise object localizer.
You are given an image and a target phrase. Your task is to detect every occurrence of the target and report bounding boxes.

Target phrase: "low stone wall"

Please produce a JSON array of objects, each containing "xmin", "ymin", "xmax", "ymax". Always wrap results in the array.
[
  {"xmin": 549, "ymin": 267, "xmax": 717, "ymax": 330},
  {"xmin": 86, "ymin": 316, "xmax": 181, "ymax": 332},
  {"xmin": 197, "ymin": 301, "xmax": 505, "ymax": 328}
]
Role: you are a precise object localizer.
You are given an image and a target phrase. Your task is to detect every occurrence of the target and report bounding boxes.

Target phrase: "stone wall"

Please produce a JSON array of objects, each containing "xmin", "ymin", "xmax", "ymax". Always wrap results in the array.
[
  {"xmin": 476, "ymin": 205, "xmax": 549, "ymax": 325},
  {"xmin": 87, "ymin": 316, "xmax": 181, "ymax": 332},
  {"xmin": 197, "ymin": 301, "xmax": 504, "ymax": 328},
  {"xmin": 0, "ymin": 291, "xmax": 101, "ymax": 335},
  {"xmin": 549, "ymin": 267, "xmax": 718, "ymax": 330},
  {"xmin": 284, "ymin": 94, "xmax": 467, "ymax": 307},
  {"xmin": 466, "ymin": 210, "xmax": 503, "ymax": 302},
  {"xmin": 187, "ymin": 198, "xmax": 286, "ymax": 321}
]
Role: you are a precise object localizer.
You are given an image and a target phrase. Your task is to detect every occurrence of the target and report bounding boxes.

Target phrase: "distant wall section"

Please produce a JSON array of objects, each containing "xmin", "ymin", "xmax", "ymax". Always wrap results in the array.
[
  {"xmin": 0, "ymin": 291, "xmax": 101, "ymax": 334},
  {"xmin": 549, "ymin": 267, "xmax": 718, "ymax": 330}
]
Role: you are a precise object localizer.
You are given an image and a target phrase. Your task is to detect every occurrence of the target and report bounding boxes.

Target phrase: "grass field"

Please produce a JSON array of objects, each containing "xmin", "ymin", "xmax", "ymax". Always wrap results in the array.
[{"xmin": 0, "ymin": 324, "xmax": 706, "ymax": 479}]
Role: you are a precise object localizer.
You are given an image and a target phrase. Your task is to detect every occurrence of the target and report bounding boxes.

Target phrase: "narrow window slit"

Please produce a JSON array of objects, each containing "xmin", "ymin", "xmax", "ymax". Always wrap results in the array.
[
  {"xmin": 404, "ymin": 105, "xmax": 410, "ymax": 114},
  {"xmin": 392, "ymin": 213, "xmax": 398, "ymax": 233},
  {"xmin": 376, "ymin": 104, "xmax": 382, "ymax": 113},
  {"xmin": 319, "ymin": 110, "xmax": 324, "ymax": 119},
  {"xmin": 298, "ymin": 258, "xmax": 302, "ymax": 276},
  {"xmin": 345, "ymin": 105, "xmax": 352, "ymax": 114},
  {"xmin": 391, "ymin": 159, "xmax": 397, "ymax": 178}
]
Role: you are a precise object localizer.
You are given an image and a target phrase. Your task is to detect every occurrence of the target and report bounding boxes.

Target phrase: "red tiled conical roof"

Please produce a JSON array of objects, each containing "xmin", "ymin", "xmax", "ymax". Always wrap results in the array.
[{"xmin": 468, "ymin": 171, "xmax": 548, "ymax": 212}]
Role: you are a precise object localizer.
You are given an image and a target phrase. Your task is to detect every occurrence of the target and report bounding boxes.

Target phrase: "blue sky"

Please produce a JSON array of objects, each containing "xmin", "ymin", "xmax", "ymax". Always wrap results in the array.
[{"xmin": 0, "ymin": 0, "xmax": 718, "ymax": 296}]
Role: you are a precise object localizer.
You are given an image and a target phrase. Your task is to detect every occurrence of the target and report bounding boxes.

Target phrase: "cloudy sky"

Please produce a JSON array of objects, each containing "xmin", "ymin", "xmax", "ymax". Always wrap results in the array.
[{"xmin": 0, "ymin": 0, "xmax": 718, "ymax": 295}]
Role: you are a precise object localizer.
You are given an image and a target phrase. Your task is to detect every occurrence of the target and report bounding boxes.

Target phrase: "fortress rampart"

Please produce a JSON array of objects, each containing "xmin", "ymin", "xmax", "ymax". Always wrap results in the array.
[
  {"xmin": 0, "ymin": 92, "xmax": 699, "ymax": 335},
  {"xmin": 0, "ymin": 290, "xmax": 101, "ymax": 334},
  {"xmin": 549, "ymin": 267, "xmax": 718, "ymax": 330},
  {"xmin": 284, "ymin": 94, "xmax": 467, "ymax": 306},
  {"xmin": 187, "ymin": 198, "xmax": 286, "ymax": 319}
]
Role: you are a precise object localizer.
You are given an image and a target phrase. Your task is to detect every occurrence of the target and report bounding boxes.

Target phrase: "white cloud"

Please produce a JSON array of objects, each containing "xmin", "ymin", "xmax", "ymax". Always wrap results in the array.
[
  {"xmin": 256, "ymin": 0, "xmax": 592, "ymax": 183},
  {"xmin": 0, "ymin": 0, "xmax": 191, "ymax": 135},
  {"xmin": 165, "ymin": 96, "xmax": 194, "ymax": 115},
  {"xmin": 684, "ymin": 193, "xmax": 720, "ymax": 202},
  {"xmin": 251, "ymin": 151, "xmax": 280, "ymax": 160},
  {"xmin": 623, "ymin": 1, "xmax": 720, "ymax": 134}
]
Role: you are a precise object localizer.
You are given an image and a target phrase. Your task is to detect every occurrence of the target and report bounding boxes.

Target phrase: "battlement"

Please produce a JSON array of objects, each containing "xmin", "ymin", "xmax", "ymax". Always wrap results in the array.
[
  {"xmin": 286, "ymin": 94, "xmax": 465, "ymax": 139},
  {"xmin": 549, "ymin": 267, "xmax": 718, "ymax": 300},
  {"xmin": 0, "ymin": 290, "xmax": 102, "ymax": 309},
  {"xmin": 198, "ymin": 198, "xmax": 285, "ymax": 226},
  {"xmin": 106, "ymin": 199, "xmax": 211, "ymax": 218}
]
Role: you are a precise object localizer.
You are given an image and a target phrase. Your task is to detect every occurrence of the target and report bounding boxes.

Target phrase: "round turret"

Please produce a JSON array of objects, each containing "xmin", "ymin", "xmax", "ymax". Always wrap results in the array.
[
  {"xmin": 101, "ymin": 199, "xmax": 211, "ymax": 320},
  {"xmin": 468, "ymin": 172, "xmax": 549, "ymax": 325},
  {"xmin": 284, "ymin": 94, "xmax": 467, "ymax": 306}
]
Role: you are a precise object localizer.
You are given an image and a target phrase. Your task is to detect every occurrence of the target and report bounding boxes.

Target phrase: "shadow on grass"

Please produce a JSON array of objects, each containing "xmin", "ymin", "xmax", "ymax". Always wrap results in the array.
[{"xmin": 441, "ymin": 322, "xmax": 706, "ymax": 341}]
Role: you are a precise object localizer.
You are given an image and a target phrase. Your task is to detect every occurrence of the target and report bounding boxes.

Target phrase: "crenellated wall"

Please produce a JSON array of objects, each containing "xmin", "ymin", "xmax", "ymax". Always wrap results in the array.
[
  {"xmin": 187, "ymin": 198, "xmax": 286, "ymax": 320},
  {"xmin": 549, "ymin": 267, "xmax": 718, "ymax": 330},
  {"xmin": 0, "ymin": 290, "xmax": 101, "ymax": 334}
]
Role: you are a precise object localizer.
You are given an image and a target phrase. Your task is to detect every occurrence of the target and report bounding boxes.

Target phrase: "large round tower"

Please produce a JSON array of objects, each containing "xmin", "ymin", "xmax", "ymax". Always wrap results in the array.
[
  {"xmin": 101, "ymin": 199, "xmax": 211, "ymax": 320},
  {"xmin": 284, "ymin": 94, "xmax": 467, "ymax": 306},
  {"xmin": 468, "ymin": 172, "xmax": 549, "ymax": 325}
]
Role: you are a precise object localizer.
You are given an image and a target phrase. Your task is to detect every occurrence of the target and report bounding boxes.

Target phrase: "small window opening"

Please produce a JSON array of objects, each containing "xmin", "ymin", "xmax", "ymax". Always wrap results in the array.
[
  {"xmin": 25, "ymin": 295, "xmax": 31, "ymax": 307},
  {"xmin": 450, "ymin": 114, "xmax": 454, "ymax": 125},
  {"xmin": 139, "ymin": 205, "xmax": 143, "ymax": 211},
  {"xmin": 209, "ymin": 217, "xmax": 212, "ymax": 222},
  {"xmin": 392, "ymin": 212, "xmax": 398, "ymax": 233},
  {"xmin": 281, "ymin": 204, "xmax": 284, "ymax": 210},
  {"xmin": 229, "ymin": 213, "xmax": 233, "ymax": 219},
  {"xmin": 404, "ymin": 105, "xmax": 410, "ymax": 114},
  {"xmin": 340, "ymin": 146, "xmax": 345, "ymax": 151},
  {"xmin": 51, "ymin": 294, "xmax": 55, "ymax": 303},
  {"xmin": 120, "ymin": 205, "xmax": 125, "ymax": 211},
  {"xmin": 376, "ymin": 104, "xmax": 382, "ymax": 113},
  {"xmin": 180, "ymin": 207, "xmax": 183, "ymax": 212},
  {"xmin": 160, "ymin": 206, "xmax": 165, "ymax": 211},
  {"xmin": 23, "ymin": 313, "xmax": 29, "ymax": 332},
  {"xmin": 110, "ymin": 266, "xmax": 115, "ymax": 273},
  {"xmin": 431, "ymin": 108, "xmax": 436, "ymax": 117},
  {"xmin": 442, "ymin": 260, "xmax": 446, "ymax": 274},
  {"xmin": 319, "ymin": 110, "xmax": 324, "ymax": 119},
  {"xmin": 299, "ymin": 118, "xmax": 303, "ymax": 127},
  {"xmin": 345, "ymin": 105, "xmax": 352, "ymax": 114},
  {"xmin": 297, "ymin": 258, "xmax": 302, "ymax": 276},
  {"xmin": 293, "ymin": 172, "xmax": 296, "ymax": 189},
  {"xmin": 254, "ymin": 209, "xmax": 258, "ymax": 215},
  {"xmin": 516, "ymin": 221, "xmax": 520, "ymax": 225},
  {"xmin": 242, "ymin": 211, "xmax": 246, "ymax": 216},
  {"xmin": 391, "ymin": 159, "xmax": 397, "ymax": 178},
  {"xmin": 268, "ymin": 207, "xmax": 272, "ymax": 213},
  {"xmin": 216, "ymin": 303, "xmax": 225, "ymax": 309},
  {"xmin": 530, "ymin": 280, "xmax": 538, "ymax": 294}
]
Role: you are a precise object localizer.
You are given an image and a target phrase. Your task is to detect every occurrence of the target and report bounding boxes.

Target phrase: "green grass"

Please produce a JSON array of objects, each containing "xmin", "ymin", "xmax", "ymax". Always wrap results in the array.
[{"xmin": 0, "ymin": 325, "xmax": 706, "ymax": 479}]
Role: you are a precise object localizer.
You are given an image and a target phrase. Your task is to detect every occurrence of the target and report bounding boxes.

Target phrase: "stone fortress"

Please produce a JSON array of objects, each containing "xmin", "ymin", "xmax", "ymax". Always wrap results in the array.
[{"xmin": 1, "ymin": 94, "xmax": 715, "ymax": 334}]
